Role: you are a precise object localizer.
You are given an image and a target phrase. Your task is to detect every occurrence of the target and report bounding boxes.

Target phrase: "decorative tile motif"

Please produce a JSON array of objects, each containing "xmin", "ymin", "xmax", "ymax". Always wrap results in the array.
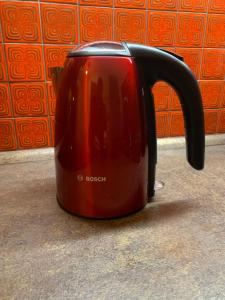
[
  {"xmin": 201, "ymin": 50, "xmax": 225, "ymax": 80},
  {"xmin": 0, "ymin": 45, "xmax": 7, "ymax": 81},
  {"xmin": 176, "ymin": 14, "xmax": 206, "ymax": 47},
  {"xmin": 80, "ymin": 7, "xmax": 113, "ymax": 42},
  {"xmin": 11, "ymin": 83, "xmax": 47, "ymax": 117},
  {"xmin": 175, "ymin": 48, "xmax": 202, "ymax": 79},
  {"xmin": 178, "ymin": 0, "xmax": 207, "ymax": 12},
  {"xmin": 156, "ymin": 112, "xmax": 169, "ymax": 137},
  {"xmin": 218, "ymin": 110, "xmax": 225, "ymax": 132},
  {"xmin": 199, "ymin": 81, "xmax": 223, "ymax": 109},
  {"xmin": 50, "ymin": 116, "xmax": 55, "ymax": 146},
  {"xmin": 115, "ymin": 0, "xmax": 146, "ymax": 9},
  {"xmin": 5, "ymin": 45, "xmax": 44, "ymax": 81},
  {"xmin": 115, "ymin": 9, "xmax": 146, "ymax": 43},
  {"xmin": 149, "ymin": 0, "xmax": 177, "ymax": 10},
  {"xmin": 1, "ymin": 2, "xmax": 41, "ymax": 43},
  {"xmin": 16, "ymin": 118, "xmax": 50, "ymax": 149},
  {"xmin": 0, "ymin": 119, "xmax": 17, "ymax": 150},
  {"xmin": 47, "ymin": 82, "xmax": 56, "ymax": 116},
  {"xmin": 205, "ymin": 15, "xmax": 225, "ymax": 48},
  {"xmin": 80, "ymin": 0, "xmax": 112, "ymax": 6},
  {"xmin": 41, "ymin": 4, "xmax": 77, "ymax": 44},
  {"xmin": 152, "ymin": 82, "xmax": 172, "ymax": 111},
  {"xmin": 169, "ymin": 111, "xmax": 185, "ymax": 136},
  {"xmin": 44, "ymin": 46, "xmax": 73, "ymax": 80},
  {"xmin": 209, "ymin": 0, "xmax": 225, "ymax": 14},
  {"xmin": 147, "ymin": 12, "xmax": 176, "ymax": 46},
  {"xmin": 0, "ymin": 84, "xmax": 11, "ymax": 117},
  {"xmin": 204, "ymin": 110, "xmax": 218, "ymax": 134}
]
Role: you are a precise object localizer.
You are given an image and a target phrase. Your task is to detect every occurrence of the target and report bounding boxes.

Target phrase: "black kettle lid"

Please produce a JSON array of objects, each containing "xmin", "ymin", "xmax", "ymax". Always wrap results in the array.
[{"xmin": 68, "ymin": 41, "xmax": 131, "ymax": 57}]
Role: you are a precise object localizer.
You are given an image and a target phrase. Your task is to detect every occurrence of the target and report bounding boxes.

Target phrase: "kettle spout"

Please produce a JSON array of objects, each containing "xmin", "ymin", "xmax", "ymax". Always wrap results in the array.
[{"xmin": 50, "ymin": 67, "xmax": 64, "ymax": 95}]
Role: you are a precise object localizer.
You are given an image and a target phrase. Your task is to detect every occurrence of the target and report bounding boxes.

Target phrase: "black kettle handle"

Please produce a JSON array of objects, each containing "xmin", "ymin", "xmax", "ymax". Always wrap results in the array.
[
  {"xmin": 126, "ymin": 43, "xmax": 205, "ymax": 171},
  {"xmin": 145, "ymin": 86, "xmax": 157, "ymax": 198}
]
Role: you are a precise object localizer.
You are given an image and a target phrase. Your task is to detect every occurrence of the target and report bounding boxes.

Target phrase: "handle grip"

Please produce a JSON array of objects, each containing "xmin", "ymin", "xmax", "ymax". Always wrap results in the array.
[{"xmin": 127, "ymin": 43, "xmax": 205, "ymax": 170}]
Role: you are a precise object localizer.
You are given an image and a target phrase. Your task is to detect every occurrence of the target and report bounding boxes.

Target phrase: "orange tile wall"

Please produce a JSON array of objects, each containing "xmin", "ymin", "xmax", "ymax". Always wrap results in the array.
[{"xmin": 0, "ymin": 0, "xmax": 225, "ymax": 150}]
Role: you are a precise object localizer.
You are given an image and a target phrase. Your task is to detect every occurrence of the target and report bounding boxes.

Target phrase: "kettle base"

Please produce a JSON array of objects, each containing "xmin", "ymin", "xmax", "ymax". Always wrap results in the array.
[{"xmin": 56, "ymin": 196, "xmax": 149, "ymax": 220}]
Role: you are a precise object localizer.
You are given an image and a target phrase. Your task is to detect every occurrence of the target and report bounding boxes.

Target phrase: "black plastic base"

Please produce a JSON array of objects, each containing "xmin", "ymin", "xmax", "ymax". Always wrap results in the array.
[{"xmin": 147, "ymin": 189, "xmax": 155, "ymax": 202}]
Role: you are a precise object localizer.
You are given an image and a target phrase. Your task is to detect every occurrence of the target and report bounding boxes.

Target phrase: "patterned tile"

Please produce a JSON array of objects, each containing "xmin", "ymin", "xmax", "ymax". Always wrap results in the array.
[
  {"xmin": 11, "ymin": 83, "xmax": 47, "ymax": 117},
  {"xmin": 205, "ymin": 14, "xmax": 225, "ymax": 48},
  {"xmin": 152, "ymin": 82, "xmax": 172, "ymax": 111},
  {"xmin": 0, "ymin": 45, "xmax": 7, "ymax": 81},
  {"xmin": 209, "ymin": 0, "xmax": 225, "ymax": 14},
  {"xmin": 15, "ymin": 117, "xmax": 50, "ymax": 149},
  {"xmin": 44, "ymin": 45, "xmax": 74, "ymax": 80},
  {"xmin": 149, "ymin": 0, "xmax": 177, "ymax": 10},
  {"xmin": 115, "ymin": 0, "xmax": 146, "ymax": 9},
  {"xmin": 156, "ymin": 112, "xmax": 169, "ymax": 137},
  {"xmin": 5, "ymin": 45, "xmax": 44, "ymax": 81},
  {"xmin": 0, "ymin": 84, "xmax": 11, "ymax": 117},
  {"xmin": 178, "ymin": 0, "xmax": 207, "ymax": 12},
  {"xmin": 199, "ymin": 81, "xmax": 223, "ymax": 109},
  {"xmin": 80, "ymin": 7, "xmax": 113, "ymax": 42},
  {"xmin": 147, "ymin": 12, "xmax": 177, "ymax": 46},
  {"xmin": 169, "ymin": 111, "xmax": 185, "ymax": 136},
  {"xmin": 47, "ymin": 82, "xmax": 56, "ymax": 116},
  {"xmin": 0, "ymin": 83, "xmax": 11, "ymax": 118},
  {"xmin": 1, "ymin": 2, "xmax": 41, "ymax": 43},
  {"xmin": 0, "ymin": 0, "xmax": 224, "ymax": 148},
  {"xmin": 175, "ymin": 48, "xmax": 202, "ymax": 79},
  {"xmin": 204, "ymin": 110, "xmax": 218, "ymax": 134},
  {"xmin": 176, "ymin": 13, "xmax": 206, "ymax": 47},
  {"xmin": 218, "ymin": 109, "xmax": 225, "ymax": 132},
  {"xmin": 114, "ymin": 9, "xmax": 146, "ymax": 43},
  {"xmin": 41, "ymin": 3, "xmax": 77, "ymax": 44},
  {"xmin": 0, "ymin": 119, "xmax": 17, "ymax": 151},
  {"xmin": 201, "ymin": 49, "xmax": 225, "ymax": 80},
  {"xmin": 80, "ymin": 0, "xmax": 112, "ymax": 6}
]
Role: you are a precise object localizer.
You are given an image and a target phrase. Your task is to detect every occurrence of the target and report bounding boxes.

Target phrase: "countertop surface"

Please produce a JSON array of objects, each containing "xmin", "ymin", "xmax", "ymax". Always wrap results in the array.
[{"xmin": 1, "ymin": 145, "xmax": 225, "ymax": 299}]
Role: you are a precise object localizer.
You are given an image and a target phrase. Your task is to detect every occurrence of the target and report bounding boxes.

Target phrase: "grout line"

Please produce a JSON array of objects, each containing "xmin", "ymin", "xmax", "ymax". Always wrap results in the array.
[
  {"xmin": 1, "ymin": 107, "xmax": 223, "ymax": 117},
  {"xmin": 77, "ymin": 2, "xmax": 81, "ymax": 44},
  {"xmin": 2, "ymin": 0, "xmax": 79, "ymax": 7},
  {"xmin": 145, "ymin": 0, "xmax": 148, "ymax": 45},
  {"xmin": 199, "ymin": 0, "xmax": 210, "ymax": 81},
  {"xmin": 1, "ymin": 76, "xmax": 225, "ymax": 84},
  {"xmin": 1, "ymin": 41, "xmax": 224, "ymax": 50},
  {"xmin": 0, "ymin": 13, "xmax": 19, "ymax": 150},
  {"xmin": 112, "ymin": 0, "xmax": 115, "ymax": 40},
  {"xmin": 38, "ymin": 0, "xmax": 53, "ymax": 145},
  {"xmin": 0, "ymin": 0, "xmax": 224, "ymax": 15}
]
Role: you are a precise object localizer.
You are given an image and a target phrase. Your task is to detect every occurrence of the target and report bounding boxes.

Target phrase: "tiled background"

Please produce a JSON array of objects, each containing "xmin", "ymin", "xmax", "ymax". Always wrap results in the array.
[{"xmin": 0, "ymin": 0, "xmax": 225, "ymax": 151}]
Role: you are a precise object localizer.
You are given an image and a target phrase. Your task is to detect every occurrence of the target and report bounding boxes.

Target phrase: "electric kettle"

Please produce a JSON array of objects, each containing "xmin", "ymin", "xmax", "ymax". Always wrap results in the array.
[{"xmin": 51, "ymin": 41, "xmax": 205, "ymax": 219}]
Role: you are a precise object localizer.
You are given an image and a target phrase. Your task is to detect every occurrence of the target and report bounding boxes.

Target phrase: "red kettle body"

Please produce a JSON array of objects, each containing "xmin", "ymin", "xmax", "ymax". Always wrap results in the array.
[{"xmin": 52, "ymin": 42, "xmax": 205, "ymax": 219}]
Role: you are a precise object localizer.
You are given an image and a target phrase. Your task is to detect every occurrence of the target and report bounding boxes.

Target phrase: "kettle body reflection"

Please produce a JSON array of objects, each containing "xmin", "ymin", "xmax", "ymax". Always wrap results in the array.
[{"xmin": 51, "ymin": 41, "xmax": 205, "ymax": 219}]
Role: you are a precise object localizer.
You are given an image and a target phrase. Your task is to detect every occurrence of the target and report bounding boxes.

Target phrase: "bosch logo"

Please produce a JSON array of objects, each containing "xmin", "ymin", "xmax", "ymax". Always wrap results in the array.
[
  {"xmin": 76, "ymin": 175, "xmax": 107, "ymax": 182},
  {"xmin": 86, "ymin": 176, "xmax": 107, "ymax": 182}
]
